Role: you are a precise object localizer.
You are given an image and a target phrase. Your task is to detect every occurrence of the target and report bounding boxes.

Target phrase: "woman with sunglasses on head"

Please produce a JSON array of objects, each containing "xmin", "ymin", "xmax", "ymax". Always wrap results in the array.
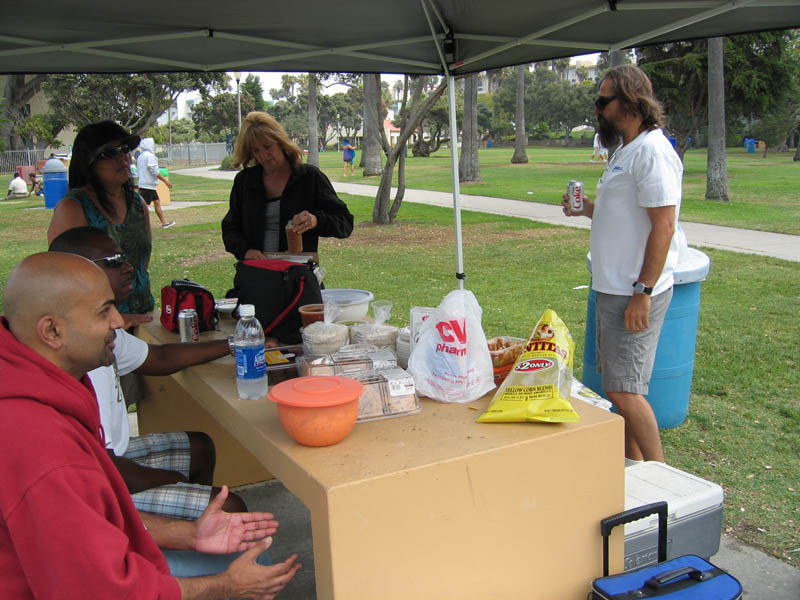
[
  {"xmin": 221, "ymin": 112, "xmax": 354, "ymax": 262},
  {"xmin": 48, "ymin": 121, "xmax": 154, "ymax": 326}
]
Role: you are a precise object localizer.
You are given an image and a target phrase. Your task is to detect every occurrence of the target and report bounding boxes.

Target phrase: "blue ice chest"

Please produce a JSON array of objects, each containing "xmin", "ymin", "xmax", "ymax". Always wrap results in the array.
[
  {"xmin": 582, "ymin": 233, "xmax": 710, "ymax": 428},
  {"xmin": 41, "ymin": 158, "xmax": 68, "ymax": 209}
]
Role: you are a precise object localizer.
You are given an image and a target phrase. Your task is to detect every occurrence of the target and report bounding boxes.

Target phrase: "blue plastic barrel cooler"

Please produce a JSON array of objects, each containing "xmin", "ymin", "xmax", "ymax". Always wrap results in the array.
[
  {"xmin": 582, "ymin": 243, "xmax": 710, "ymax": 428},
  {"xmin": 41, "ymin": 157, "xmax": 68, "ymax": 209}
]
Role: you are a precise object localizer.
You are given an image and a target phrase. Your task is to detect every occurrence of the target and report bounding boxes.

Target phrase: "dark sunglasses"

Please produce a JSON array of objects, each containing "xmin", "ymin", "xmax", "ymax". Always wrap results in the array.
[
  {"xmin": 93, "ymin": 144, "xmax": 131, "ymax": 162},
  {"xmin": 595, "ymin": 95, "xmax": 617, "ymax": 110},
  {"xmin": 92, "ymin": 253, "xmax": 127, "ymax": 268}
]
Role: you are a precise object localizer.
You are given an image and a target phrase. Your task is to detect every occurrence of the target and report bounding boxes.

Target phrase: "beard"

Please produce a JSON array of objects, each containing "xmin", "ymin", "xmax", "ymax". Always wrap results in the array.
[{"xmin": 597, "ymin": 115, "xmax": 621, "ymax": 150}]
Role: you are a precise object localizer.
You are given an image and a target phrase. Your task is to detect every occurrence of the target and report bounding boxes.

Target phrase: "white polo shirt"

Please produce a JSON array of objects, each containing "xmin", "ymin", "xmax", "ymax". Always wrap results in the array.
[
  {"xmin": 590, "ymin": 128, "xmax": 683, "ymax": 297},
  {"xmin": 88, "ymin": 329, "xmax": 149, "ymax": 456}
]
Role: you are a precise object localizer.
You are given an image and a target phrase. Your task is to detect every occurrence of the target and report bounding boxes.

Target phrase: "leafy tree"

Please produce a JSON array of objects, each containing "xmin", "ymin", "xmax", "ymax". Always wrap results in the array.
[
  {"xmin": 410, "ymin": 92, "xmax": 453, "ymax": 157},
  {"xmin": 147, "ymin": 118, "xmax": 196, "ymax": 144},
  {"xmin": 638, "ymin": 32, "xmax": 795, "ymax": 160},
  {"xmin": 42, "ymin": 73, "xmax": 228, "ymax": 137},
  {"xmin": 192, "ymin": 89, "xmax": 255, "ymax": 141},
  {"xmin": 1, "ymin": 74, "xmax": 49, "ymax": 150},
  {"xmin": 241, "ymin": 74, "xmax": 266, "ymax": 112},
  {"xmin": 328, "ymin": 88, "xmax": 362, "ymax": 143},
  {"xmin": 16, "ymin": 113, "xmax": 65, "ymax": 149}
]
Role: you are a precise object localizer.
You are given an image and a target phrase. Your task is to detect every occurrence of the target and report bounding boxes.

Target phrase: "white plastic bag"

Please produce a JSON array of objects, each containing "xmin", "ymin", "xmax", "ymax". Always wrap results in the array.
[{"xmin": 408, "ymin": 289, "xmax": 495, "ymax": 403}]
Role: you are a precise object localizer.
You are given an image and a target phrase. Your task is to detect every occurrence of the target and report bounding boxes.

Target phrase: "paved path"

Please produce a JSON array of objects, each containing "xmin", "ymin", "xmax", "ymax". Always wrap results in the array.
[{"xmin": 176, "ymin": 165, "xmax": 800, "ymax": 262}]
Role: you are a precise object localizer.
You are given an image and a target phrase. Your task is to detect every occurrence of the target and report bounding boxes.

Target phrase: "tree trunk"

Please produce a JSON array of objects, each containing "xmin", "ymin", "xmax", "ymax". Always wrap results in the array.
[
  {"xmin": 459, "ymin": 74, "xmax": 482, "ymax": 182},
  {"xmin": 373, "ymin": 76, "xmax": 447, "ymax": 224},
  {"xmin": 609, "ymin": 50, "xmax": 626, "ymax": 68},
  {"xmin": 705, "ymin": 37, "xmax": 730, "ymax": 202},
  {"xmin": 362, "ymin": 74, "xmax": 383, "ymax": 176},
  {"xmin": 307, "ymin": 73, "xmax": 319, "ymax": 167},
  {"xmin": 1, "ymin": 74, "xmax": 48, "ymax": 150},
  {"xmin": 794, "ymin": 144, "xmax": 800, "ymax": 162},
  {"xmin": 511, "ymin": 65, "xmax": 528, "ymax": 164}
]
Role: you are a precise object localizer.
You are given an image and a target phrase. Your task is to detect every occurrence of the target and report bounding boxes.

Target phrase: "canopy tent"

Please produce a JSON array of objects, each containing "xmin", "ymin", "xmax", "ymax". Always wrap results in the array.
[{"xmin": 2, "ymin": 0, "xmax": 798, "ymax": 285}]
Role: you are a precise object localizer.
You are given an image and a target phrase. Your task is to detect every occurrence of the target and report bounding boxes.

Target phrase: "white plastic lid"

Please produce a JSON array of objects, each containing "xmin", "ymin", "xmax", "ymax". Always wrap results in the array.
[
  {"xmin": 238, "ymin": 304, "xmax": 255, "ymax": 317},
  {"xmin": 41, "ymin": 157, "xmax": 67, "ymax": 173}
]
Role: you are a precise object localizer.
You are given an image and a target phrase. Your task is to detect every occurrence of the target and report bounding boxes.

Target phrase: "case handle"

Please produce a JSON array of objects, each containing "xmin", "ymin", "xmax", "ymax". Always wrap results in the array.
[
  {"xmin": 601, "ymin": 501, "xmax": 668, "ymax": 576},
  {"xmin": 645, "ymin": 566, "xmax": 704, "ymax": 588}
]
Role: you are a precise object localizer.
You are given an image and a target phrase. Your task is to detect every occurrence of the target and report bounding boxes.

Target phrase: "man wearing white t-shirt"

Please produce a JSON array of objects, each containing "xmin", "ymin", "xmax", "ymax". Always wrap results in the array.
[
  {"xmin": 49, "ymin": 227, "xmax": 249, "ymax": 518},
  {"xmin": 563, "ymin": 65, "xmax": 682, "ymax": 463}
]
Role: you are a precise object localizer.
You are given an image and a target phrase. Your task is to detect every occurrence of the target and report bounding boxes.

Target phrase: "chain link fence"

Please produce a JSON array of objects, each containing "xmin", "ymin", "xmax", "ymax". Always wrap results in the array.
[
  {"xmin": 157, "ymin": 142, "xmax": 228, "ymax": 166},
  {"xmin": 0, "ymin": 147, "xmax": 71, "ymax": 175}
]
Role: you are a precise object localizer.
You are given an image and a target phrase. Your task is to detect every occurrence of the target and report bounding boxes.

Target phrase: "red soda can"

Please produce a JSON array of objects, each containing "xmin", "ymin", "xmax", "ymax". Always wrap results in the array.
[
  {"xmin": 567, "ymin": 180, "xmax": 584, "ymax": 212},
  {"xmin": 178, "ymin": 309, "xmax": 199, "ymax": 342}
]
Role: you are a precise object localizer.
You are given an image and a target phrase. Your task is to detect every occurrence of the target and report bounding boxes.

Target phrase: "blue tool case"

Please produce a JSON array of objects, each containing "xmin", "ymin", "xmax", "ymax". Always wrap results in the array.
[{"xmin": 590, "ymin": 502, "xmax": 742, "ymax": 599}]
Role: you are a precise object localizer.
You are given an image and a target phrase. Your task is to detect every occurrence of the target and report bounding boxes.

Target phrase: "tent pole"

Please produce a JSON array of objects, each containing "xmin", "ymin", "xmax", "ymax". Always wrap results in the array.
[{"xmin": 447, "ymin": 74, "xmax": 465, "ymax": 290}]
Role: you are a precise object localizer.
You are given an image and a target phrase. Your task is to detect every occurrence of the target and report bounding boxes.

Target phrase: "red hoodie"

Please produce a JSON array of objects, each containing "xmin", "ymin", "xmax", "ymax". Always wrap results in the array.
[{"xmin": 0, "ymin": 319, "xmax": 181, "ymax": 599}]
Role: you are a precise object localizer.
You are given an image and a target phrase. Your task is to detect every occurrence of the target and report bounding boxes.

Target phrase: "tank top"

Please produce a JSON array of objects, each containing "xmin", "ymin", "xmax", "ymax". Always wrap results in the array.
[{"xmin": 66, "ymin": 187, "xmax": 154, "ymax": 314}]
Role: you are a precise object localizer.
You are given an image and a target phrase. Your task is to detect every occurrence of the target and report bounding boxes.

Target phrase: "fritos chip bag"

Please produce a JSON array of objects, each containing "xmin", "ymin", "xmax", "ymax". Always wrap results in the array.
[{"xmin": 477, "ymin": 309, "xmax": 579, "ymax": 423}]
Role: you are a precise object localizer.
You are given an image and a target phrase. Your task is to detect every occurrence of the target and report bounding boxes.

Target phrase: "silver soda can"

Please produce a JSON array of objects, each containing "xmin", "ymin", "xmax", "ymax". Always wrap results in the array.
[
  {"xmin": 178, "ymin": 309, "xmax": 200, "ymax": 342},
  {"xmin": 567, "ymin": 180, "xmax": 584, "ymax": 212}
]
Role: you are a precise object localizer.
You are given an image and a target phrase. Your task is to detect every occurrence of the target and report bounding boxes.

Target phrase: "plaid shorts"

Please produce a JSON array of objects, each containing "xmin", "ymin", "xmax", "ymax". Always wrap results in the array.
[{"xmin": 125, "ymin": 432, "xmax": 212, "ymax": 520}]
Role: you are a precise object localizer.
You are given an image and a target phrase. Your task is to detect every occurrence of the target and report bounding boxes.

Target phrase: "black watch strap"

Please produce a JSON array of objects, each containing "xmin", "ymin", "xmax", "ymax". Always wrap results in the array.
[{"xmin": 633, "ymin": 281, "xmax": 653, "ymax": 295}]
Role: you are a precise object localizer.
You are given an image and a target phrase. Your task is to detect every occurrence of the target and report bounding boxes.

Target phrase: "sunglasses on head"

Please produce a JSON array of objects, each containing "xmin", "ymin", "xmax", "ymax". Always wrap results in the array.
[
  {"xmin": 93, "ymin": 144, "xmax": 131, "ymax": 162},
  {"xmin": 92, "ymin": 253, "xmax": 127, "ymax": 268},
  {"xmin": 595, "ymin": 95, "xmax": 617, "ymax": 110}
]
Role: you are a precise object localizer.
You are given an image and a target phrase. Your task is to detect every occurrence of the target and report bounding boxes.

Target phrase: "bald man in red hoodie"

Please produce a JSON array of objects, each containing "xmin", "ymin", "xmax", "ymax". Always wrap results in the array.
[{"xmin": 0, "ymin": 253, "xmax": 300, "ymax": 599}]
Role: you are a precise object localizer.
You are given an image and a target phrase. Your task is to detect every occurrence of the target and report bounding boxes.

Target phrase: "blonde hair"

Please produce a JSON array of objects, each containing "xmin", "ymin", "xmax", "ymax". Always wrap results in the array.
[{"xmin": 231, "ymin": 112, "xmax": 304, "ymax": 169}]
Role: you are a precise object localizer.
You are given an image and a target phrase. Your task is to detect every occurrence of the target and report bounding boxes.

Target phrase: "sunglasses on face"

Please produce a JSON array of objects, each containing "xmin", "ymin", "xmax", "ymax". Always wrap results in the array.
[
  {"xmin": 93, "ymin": 144, "xmax": 131, "ymax": 162},
  {"xmin": 92, "ymin": 253, "xmax": 127, "ymax": 268},
  {"xmin": 595, "ymin": 95, "xmax": 617, "ymax": 110}
]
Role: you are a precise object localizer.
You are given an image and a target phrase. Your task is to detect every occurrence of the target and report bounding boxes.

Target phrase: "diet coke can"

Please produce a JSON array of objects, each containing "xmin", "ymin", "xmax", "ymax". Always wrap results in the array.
[
  {"xmin": 567, "ymin": 180, "xmax": 584, "ymax": 212},
  {"xmin": 178, "ymin": 309, "xmax": 199, "ymax": 342}
]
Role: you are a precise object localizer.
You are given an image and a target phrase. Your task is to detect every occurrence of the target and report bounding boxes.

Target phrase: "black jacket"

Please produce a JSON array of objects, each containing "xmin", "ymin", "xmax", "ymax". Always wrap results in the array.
[{"xmin": 221, "ymin": 163, "xmax": 354, "ymax": 260}]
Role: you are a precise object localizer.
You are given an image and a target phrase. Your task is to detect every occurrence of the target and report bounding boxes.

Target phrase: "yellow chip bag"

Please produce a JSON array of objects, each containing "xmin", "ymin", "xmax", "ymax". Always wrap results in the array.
[{"xmin": 477, "ymin": 309, "xmax": 579, "ymax": 423}]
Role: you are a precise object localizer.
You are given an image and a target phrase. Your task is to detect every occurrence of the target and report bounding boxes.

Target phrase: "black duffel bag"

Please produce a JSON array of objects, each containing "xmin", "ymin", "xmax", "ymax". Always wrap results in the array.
[{"xmin": 228, "ymin": 258, "xmax": 322, "ymax": 344}]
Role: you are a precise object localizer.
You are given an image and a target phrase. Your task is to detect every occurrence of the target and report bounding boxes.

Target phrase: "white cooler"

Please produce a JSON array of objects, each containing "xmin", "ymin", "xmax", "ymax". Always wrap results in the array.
[{"xmin": 624, "ymin": 461, "xmax": 724, "ymax": 571}]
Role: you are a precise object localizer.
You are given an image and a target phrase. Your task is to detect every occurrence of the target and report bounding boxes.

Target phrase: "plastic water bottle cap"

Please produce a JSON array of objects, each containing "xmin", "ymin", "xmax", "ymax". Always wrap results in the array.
[{"xmin": 238, "ymin": 304, "xmax": 255, "ymax": 318}]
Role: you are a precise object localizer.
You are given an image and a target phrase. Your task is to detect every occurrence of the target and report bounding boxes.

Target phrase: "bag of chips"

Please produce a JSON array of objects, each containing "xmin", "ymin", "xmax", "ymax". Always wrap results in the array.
[{"xmin": 477, "ymin": 308, "xmax": 579, "ymax": 423}]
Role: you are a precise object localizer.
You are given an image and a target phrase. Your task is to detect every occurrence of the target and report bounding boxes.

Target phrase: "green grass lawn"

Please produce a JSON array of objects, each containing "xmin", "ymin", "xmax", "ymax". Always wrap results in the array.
[
  {"xmin": 0, "ymin": 183, "xmax": 797, "ymax": 565},
  {"xmin": 314, "ymin": 146, "xmax": 800, "ymax": 235}
]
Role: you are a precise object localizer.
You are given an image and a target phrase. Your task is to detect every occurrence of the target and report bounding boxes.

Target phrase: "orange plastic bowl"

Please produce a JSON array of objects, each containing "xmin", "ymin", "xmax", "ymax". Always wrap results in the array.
[
  {"xmin": 298, "ymin": 303, "xmax": 325, "ymax": 327},
  {"xmin": 268, "ymin": 376, "xmax": 364, "ymax": 447}
]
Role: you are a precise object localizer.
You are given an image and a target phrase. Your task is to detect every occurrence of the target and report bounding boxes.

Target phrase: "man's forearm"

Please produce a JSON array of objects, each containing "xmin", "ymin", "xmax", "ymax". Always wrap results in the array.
[
  {"xmin": 138, "ymin": 339, "xmax": 229, "ymax": 376},
  {"xmin": 140, "ymin": 511, "xmax": 196, "ymax": 550},
  {"xmin": 177, "ymin": 574, "xmax": 233, "ymax": 600}
]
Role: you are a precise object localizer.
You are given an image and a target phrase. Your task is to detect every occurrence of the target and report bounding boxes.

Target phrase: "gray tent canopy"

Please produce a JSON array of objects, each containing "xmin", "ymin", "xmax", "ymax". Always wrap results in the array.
[
  {"xmin": 2, "ymin": 0, "xmax": 797, "ymax": 286},
  {"xmin": 1, "ymin": 0, "xmax": 798, "ymax": 75}
]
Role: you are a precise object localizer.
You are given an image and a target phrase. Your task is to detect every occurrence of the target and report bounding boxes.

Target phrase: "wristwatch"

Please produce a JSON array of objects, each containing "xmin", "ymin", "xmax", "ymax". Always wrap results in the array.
[
  {"xmin": 633, "ymin": 281, "xmax": 653, "ymax": 295},
  {"xmin": 227, "ymin": 336, "xmax": 236, "ymax": 356}
]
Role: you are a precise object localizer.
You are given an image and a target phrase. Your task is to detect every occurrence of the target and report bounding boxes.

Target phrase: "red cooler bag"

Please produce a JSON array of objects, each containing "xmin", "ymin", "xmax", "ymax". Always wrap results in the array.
[{"xmin": 160, "ymin": 279, "xmax": 218, "ymax": 333}]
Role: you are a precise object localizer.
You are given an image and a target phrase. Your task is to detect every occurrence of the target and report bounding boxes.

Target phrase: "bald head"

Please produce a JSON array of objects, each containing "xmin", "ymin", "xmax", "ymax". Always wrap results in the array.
[{"xmin": 6, "ymin": 253, "xmax": 122, "ymax": 377}]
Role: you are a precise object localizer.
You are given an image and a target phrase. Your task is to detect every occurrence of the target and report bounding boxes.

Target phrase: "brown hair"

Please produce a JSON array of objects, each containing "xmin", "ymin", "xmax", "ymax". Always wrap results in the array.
[
  {"xmin": 602, "ymin": 65, "xmax": 665, "ymax": 131},
  {"xmin": 231, "ymin": 112, "xmax": 304, "ymax": 169}
]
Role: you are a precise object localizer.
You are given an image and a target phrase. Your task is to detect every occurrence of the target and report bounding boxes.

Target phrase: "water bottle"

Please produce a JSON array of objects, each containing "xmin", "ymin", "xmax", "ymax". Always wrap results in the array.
[{"xmin": 234, "ymin": 304, "xmax": 268, "ymax": 400}]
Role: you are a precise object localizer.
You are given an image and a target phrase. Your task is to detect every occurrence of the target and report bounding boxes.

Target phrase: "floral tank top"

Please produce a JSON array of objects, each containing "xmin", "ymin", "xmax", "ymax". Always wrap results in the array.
[{"xmin": 67, "ymin": 187, "xmax": 154, "ymax": 314}]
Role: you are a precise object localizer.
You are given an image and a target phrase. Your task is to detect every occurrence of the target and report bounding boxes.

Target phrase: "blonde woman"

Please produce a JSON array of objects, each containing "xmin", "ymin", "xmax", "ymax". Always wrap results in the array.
[{"xmin": 221, "ymin": 112, "xmax": 353, "ymax": 260}]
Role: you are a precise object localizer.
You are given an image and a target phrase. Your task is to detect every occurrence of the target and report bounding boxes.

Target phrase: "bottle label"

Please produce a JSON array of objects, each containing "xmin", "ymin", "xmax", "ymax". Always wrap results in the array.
[{"xmin": 236, "ymin": 345, "xmax": 266, "ymax": 379}]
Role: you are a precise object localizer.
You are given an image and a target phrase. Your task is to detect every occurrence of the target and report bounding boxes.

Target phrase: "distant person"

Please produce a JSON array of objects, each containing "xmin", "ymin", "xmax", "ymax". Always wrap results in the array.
[
  {"xmin": 0, "ymin": 252, "xmax": 301, "ymax": 597},
  {"xmin": 590, "ymin": 132, "xmax": 608, "ymax": 162},
  {"xmin": 563, "ymin": 65, "xmax": 682, "ymax": 464},
  {"xmin": 47, "ymin": 120, "xmax": 155, "ymax": 323},
  {"xmin": 27, "ymin": 172, "xmax": 43, "ymax": 196},
  {"xmin": 137, "ymin": 137, "xmax": 175, "ymax": 229},
  {"xmin": 342, "ymin": 140, "xmax": 356, "ymax": 176},
  {"xmin": 49, "ymin": 226, "xmax": 260, "ymax": 520},
  {"xmin": 5, "ymin": 172, "xmax": 28, "ymax": 199},
  {"xmin": 222, "ymin": 111, "xmax": 354, "ymax": 261}
]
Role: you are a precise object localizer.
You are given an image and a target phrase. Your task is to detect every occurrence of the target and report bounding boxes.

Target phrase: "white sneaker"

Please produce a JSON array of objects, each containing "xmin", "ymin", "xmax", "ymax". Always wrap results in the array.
[{"xmin": 162, "ymin": 221, "xmax": 176, "ymax": 229}]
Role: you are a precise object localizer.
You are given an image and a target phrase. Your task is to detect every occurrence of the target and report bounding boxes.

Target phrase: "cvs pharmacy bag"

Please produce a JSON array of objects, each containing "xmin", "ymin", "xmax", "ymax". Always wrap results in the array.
[{"xmin": 408, "ymin": 289, "xmax": 495, "ymax": 403}]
